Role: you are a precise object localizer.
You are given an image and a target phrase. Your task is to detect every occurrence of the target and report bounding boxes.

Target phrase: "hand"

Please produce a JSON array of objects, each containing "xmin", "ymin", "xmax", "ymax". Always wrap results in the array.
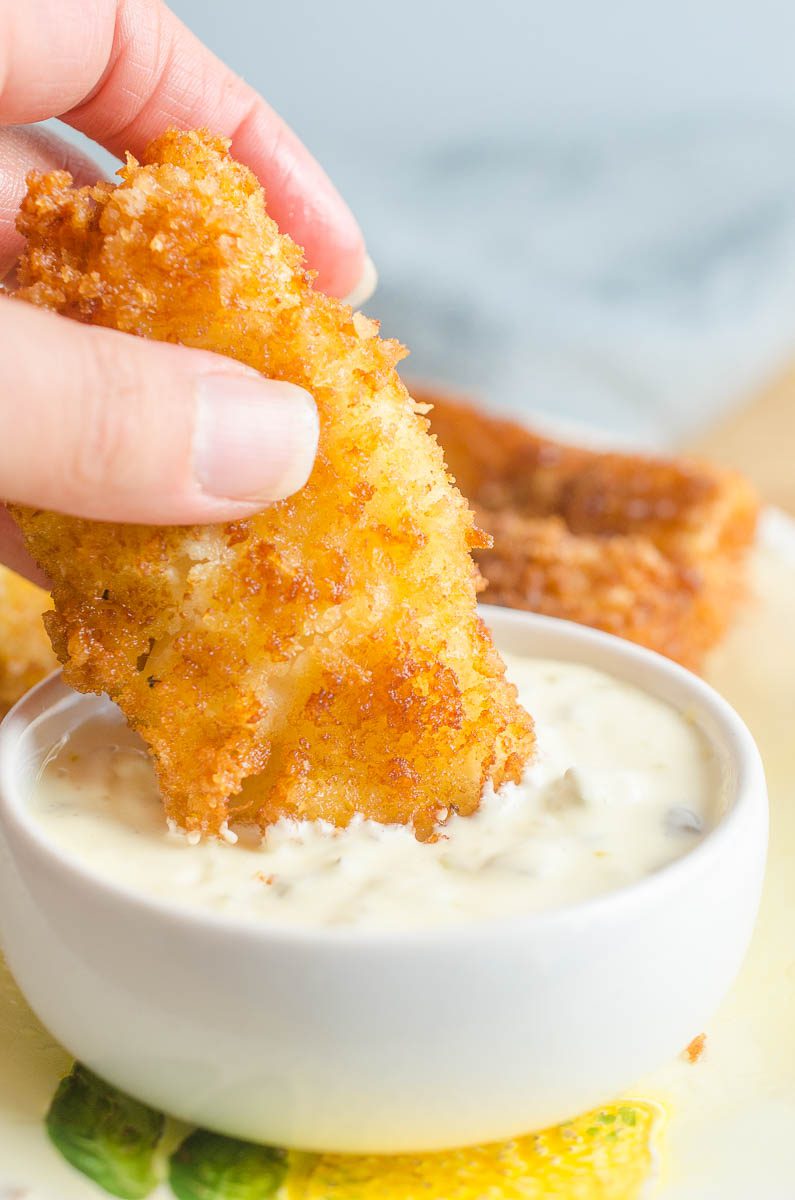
[{"xmin": 0, "ymin": 0, "xmax": 370, "ymax": 582}]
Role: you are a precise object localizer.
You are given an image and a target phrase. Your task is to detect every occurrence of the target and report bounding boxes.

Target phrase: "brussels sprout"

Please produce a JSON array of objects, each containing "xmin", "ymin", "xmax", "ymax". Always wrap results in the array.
[
  {"xmin": 46, "ymin": 1063, "xmax": 164, "ymax": 1198},
  {"xmin": 169, "ymin": 1129, "xmax": 287, "ymax": 1200}
]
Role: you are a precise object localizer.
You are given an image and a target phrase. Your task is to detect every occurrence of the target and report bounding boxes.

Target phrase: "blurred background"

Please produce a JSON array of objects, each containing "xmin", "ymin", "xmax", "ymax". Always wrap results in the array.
[{"xmin": 55, "ymin": 0, "xmax": 795, "ymax": 498}]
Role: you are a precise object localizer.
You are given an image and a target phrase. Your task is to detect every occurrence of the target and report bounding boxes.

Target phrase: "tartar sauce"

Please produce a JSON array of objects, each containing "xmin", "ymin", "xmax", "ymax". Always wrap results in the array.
[{"xmin": 30, "ymin": 656, "xmax": 722, "ymax": 930}]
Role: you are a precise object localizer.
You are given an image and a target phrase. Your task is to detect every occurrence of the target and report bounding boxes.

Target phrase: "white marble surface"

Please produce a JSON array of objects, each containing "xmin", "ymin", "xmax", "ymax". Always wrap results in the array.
[
  {"xmin": 49, "ymin": 1, "xmax": 795, "ymax": 446},
  {"xmin": 329, "ymin": 119, "xmax": 795, "ymax": 446}
]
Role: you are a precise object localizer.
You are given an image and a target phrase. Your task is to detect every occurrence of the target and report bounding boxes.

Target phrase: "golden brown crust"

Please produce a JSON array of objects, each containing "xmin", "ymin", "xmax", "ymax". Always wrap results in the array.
[
  {"xmin": 0, "ymin": 568, "xmax": 56, "ymax": 715},
  {"xmin": 12, "ymin": 130, "xmax": 533, "ymax": 839},
  {"xmin": 422, "ymin": 388, "xmax": 759, "ymax": 670}
]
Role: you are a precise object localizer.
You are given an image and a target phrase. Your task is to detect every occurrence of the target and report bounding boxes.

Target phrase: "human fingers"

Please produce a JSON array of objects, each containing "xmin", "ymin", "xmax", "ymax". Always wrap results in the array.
[
  {"xmin": 0, "ymin": 298, "xmax": 319, "ymax": 524},
  {"xmin": 0, "ymin": 0, "xmax": 366, "ymax": 297},
  {"xmin": 0, "ymin": 505, "xmax": 49, "ymax": 584}
]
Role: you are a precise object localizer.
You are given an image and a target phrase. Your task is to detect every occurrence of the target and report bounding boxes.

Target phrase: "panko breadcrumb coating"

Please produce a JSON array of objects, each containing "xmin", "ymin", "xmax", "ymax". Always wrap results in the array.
[
  {"xmin": 423, "ymin": 390, "xmax": 758, "ymax": 670},
  {"xmin": 11, "ymin": 130, "xmax": 533, "ymax": 840},
  {"xmin": 0, "ymin": 567, "xmax": 55, "ymax": 715}
]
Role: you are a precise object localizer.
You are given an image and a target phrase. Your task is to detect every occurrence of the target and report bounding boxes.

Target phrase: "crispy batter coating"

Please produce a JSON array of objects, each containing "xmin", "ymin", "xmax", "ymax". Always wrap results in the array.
[
  {"xmin": 0, "ymin": 567, "xmax": 56, "ymax": 716},
  {"xmin": 11, "ymin": 130, "xmax": 533, "ymax": 839},
  {"xmin": 423, "ymin": 389, "xmax": 758, "ymax": 670}
]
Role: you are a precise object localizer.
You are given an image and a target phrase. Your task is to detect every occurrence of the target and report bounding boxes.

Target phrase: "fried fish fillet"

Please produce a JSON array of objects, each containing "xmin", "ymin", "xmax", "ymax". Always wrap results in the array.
[
  {"xmin": 0, "ymin": 567, "xmax": 55, "ymax": 716},
  {"xmin": 423, "ymin": 389, "xmax": 758, "ymax": 669},
  {"xmin": 12, "ymin": 130, "xmax": 533, "ymax": 840}
]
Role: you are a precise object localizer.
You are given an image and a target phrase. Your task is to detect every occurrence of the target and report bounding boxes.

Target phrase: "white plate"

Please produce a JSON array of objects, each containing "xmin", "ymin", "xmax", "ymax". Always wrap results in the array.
[{"xmin": 0, "ymin": 509, "xmax": 792, "ymax": 1198}]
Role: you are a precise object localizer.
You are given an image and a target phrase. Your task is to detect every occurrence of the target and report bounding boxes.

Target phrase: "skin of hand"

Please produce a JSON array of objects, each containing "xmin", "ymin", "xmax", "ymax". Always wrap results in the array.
[{"xmin": 0, "ymin": 0, "xmax": 369, "ymax": 582}]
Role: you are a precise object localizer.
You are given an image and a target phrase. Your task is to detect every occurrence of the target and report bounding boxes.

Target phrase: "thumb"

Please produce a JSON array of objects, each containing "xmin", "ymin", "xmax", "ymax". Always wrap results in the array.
[{"xmin": 0, "ymin": 298, "xmax": 318, "ymax": 523}]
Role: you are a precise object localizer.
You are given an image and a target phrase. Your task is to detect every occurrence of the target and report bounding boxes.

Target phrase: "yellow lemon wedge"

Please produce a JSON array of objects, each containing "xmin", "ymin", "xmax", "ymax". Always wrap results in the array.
[{"xmin": 287, "ymin": 1100, "xmax": 664, "ymax": 1199}]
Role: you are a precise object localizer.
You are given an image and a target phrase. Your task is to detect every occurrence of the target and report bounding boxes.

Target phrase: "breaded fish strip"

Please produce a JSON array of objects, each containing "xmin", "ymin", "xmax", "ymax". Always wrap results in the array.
[
  {"xmin": 0, "ymin": 568, "xmax": 55, "ymax": 716},
  {"xmin": 12, "ymin": 130, "xmax": 533, "ymax": 840},
  {"xmin": 423, "ymin": 390, "xmax": 758, "ymax": 669}
]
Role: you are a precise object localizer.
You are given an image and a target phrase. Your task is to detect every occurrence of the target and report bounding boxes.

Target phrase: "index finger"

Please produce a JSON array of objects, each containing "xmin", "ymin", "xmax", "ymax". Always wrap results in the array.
[{"xmin": 0, "ymin": 0, "xmax": 365, "ymax": 297}]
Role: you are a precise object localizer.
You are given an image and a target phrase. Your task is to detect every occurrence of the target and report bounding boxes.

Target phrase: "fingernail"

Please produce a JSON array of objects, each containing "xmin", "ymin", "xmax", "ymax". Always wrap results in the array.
[
  {"xmin": 194, "ymin": 374, "xmax": 318, "ymax": 502},
  {"xmin": 344, "ymin": 254, "xmax": 378, "ymax": 308}
]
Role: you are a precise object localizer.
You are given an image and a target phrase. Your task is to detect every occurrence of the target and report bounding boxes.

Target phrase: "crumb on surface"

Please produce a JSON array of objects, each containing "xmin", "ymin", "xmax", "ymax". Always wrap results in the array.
[{"xmin": 684, "ymin": 1033, "xmax": 707, "ymax": 1063}]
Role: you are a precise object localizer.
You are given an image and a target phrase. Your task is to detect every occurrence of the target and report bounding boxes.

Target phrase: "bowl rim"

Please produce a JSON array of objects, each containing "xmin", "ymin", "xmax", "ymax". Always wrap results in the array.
[{"xmin": 0, "ymin": 608, "xmax": 768, "ymax": 949}]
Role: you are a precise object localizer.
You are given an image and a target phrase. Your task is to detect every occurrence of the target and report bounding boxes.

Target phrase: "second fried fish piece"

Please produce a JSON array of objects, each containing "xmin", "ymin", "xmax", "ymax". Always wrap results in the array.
[
  {"xmin": 0, "ymin": 568, "xmax": 55, "ymax": 716},
  {"xmin": 424, "ymin": 389, "xmax": 758, "ymax": 669}
]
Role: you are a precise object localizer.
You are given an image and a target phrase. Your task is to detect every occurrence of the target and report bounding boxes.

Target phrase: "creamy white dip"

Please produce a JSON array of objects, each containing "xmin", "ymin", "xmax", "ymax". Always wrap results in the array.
[{"xmin": 30, "ymin": 655, "xmax": 722, "ymax": 930}]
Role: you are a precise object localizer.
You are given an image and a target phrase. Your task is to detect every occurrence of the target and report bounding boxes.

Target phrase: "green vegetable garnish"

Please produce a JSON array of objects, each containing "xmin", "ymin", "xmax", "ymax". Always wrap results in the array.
[
  {"xmin": 169, "ymin": 1130, "xmax": 287, "ymax": 1200},
  {"xmin": 46, "ymin": 1063, "xmax": 164, "ymax": 1199}
]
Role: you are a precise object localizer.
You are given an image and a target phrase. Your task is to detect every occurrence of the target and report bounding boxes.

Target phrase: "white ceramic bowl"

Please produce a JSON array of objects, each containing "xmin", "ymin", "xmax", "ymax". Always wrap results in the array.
[{"xmin": 0, "ymin": 609, "xmax": 767, "ymax": 1154}]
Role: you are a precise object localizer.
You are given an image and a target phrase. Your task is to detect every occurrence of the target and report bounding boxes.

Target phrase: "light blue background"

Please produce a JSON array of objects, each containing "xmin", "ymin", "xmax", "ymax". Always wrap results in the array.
[{"xmin": 58, "ymin": 1, "xmax": 795, "ymax": 444}]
